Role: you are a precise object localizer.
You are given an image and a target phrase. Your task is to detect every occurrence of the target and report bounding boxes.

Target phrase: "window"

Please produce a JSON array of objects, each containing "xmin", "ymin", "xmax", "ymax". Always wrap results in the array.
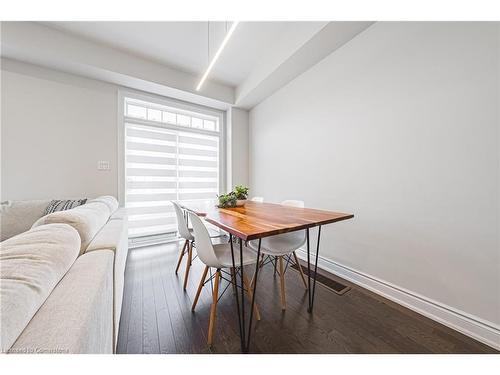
[{"xmin": 121, "ymin": 95, "xmax": 223, "ymax": 241}]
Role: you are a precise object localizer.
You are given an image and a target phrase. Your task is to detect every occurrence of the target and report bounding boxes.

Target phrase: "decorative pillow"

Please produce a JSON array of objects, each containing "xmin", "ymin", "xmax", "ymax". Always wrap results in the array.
[{"xmin": 44, "ymin": 199, "xmax": 87, "ymax": 215}]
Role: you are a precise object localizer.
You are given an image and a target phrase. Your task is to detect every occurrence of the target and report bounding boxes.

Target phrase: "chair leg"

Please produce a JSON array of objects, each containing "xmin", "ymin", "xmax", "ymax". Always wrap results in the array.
[
  {"xmin": 242, "ymin": 273, "xmax": 261, "ymax": 321},
  {"xmin": 259, "ymin": 254, "xmax": 265, "ymax": 268},
  {"xmin": 175, "ymin": 240, "xmax": 188, "ymax": 274},
  {"xmin": 192, "ymin": 266, "xmax": 209, "ymax": 311},
  {"xmin": 207, "ymin": 269, "xmax": 221, "ymax": 346},
  {"xmin": 183, "ymin": 241, "xmax": 193, "ymax": 290},
  {"xmin": 293, "ymin": 251, "xmax": 308, "ymax": 289},
  {"xmin": 278, "ymin": 256, "xmax": 286, "ymax": 310},
  {"xmin": 253, "ymin": 255, "xmax": 268, "ymax": 288}
]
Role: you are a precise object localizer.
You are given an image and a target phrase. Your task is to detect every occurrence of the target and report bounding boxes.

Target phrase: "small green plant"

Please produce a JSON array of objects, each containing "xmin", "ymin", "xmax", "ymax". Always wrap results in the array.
[
  {"xmin": 217, "ymin": 192, "xmax": 237, "ymax": 208},
  {"xmin": 216, "ymin": 185, "xmax": 249, "ymax": 208},
  {"xmin": 233, "ymin": 185, "xmax": 249, "ymax": 200}
]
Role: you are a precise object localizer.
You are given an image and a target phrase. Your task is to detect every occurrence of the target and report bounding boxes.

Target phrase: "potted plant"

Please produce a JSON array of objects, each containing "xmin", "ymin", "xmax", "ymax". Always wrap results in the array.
[
  {"xmin": 217, "ymin": 192, "xmax": 237, "ymax": 208},
  {"xmin": 233, "ymin": 185, "xmax": 249, "ymax": 206}
]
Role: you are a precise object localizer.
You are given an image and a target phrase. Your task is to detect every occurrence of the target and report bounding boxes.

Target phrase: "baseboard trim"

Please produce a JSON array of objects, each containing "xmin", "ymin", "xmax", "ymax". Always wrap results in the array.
[{"xmin": 295, "ymin": 248, "xmax": 500, "ymax": 351}]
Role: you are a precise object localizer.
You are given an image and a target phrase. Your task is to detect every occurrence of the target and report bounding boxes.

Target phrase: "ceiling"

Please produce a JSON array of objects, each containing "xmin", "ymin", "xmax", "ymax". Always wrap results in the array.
[
  {"xmin": 42, "ymin": 21, "xmax": 304, "ymax": 87},
  {"xmin": 3, "ymin": 21, "xmax": 371, "ymax": 109}
]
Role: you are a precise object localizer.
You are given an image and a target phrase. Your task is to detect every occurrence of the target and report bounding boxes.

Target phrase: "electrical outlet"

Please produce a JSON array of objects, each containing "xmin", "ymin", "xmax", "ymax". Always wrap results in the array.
[{"xmin": 97, "ymin": 161, "xmax": 110, "ymax": 171}]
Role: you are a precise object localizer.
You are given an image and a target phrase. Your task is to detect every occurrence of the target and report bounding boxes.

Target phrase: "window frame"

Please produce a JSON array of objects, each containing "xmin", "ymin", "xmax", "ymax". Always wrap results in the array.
[{"xmin": 117, "ymin": 90, "xmax": 226, "ymax": 208}]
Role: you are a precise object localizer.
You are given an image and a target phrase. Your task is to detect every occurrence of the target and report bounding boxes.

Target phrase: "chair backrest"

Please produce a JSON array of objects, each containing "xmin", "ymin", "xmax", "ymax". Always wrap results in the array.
[
  {"xmin": 251, "ymin": 196, "xmax": 264, "ymax": 203},
  {"xmin": 281, "ymin": 199, "xmax": 304, "ymax": 208},
  {"xmin": 188, "ymin": 212, "xmax": 221, "ymax": 268},
  {"xmin": 280, "ymin": 199, "xmax": 306, "ymax": 249},
  {"xmin": 171, "ymin": 201, "xmax": 192, "ymax": 239}
]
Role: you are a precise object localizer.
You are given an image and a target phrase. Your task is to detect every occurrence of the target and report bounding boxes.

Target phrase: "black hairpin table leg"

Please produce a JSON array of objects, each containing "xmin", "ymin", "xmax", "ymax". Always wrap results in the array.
[
  {"xmin": 246, "ymin": 238, "xmax": 261, "ymax": 352},
  {"xmin": 307, "ymin": 226, "xmax": 322, "ymax": 313},
  {"xmin": 229, "ymin": 235, "xmax": 262, "ymax": 353},
  {"xmin": 238, "ymin": 238, "xmax": 246, "ymax": 351},
  {"xmin": 229, "ymin": 234, "xmax": 244, "ymax": 351}
]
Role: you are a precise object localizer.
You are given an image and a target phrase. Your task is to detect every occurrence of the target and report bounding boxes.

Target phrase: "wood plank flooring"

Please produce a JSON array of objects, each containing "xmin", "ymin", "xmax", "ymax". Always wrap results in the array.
[{"xmin": 117, "ymin": 242, "xmax": 497, "ymax": 354}]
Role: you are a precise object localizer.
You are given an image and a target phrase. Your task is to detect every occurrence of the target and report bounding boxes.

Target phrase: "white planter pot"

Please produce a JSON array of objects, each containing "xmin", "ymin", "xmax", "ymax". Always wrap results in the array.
[{"xmin": 236, "ymin": 199, "xmax": 247, "ymax": 207}]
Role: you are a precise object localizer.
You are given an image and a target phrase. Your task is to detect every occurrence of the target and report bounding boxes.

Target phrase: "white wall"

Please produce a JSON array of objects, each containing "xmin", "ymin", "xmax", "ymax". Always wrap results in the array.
[
  {"xmin": 1, "ymin": 59, "xmax": 119, "ymax": 200},
  {"xmin": 226, "ymin": 107, "xmax": 249, "ymax": 190},
  {"xmin": 250, "ymin": 22, "xmax": 500, "ymax": 342},
  {"xmin": 1, "ymin": 58, "xmax": 245, "ymax": 202}
]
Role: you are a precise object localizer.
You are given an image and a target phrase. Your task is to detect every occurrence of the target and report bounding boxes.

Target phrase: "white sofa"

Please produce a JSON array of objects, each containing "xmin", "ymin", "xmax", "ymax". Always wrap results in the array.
[{"xmin": 0, "ymin": 196, "xmax": 128, "ymax": 354}]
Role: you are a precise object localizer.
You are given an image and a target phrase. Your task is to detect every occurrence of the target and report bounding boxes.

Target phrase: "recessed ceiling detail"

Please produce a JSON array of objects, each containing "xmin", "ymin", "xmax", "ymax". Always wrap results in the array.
[
  {"xmin": 196, "ymin": 21, "xmax": 239, "ymax": 91},
  {"xmin": 3, "ymin": 21, "xmax": 374, "ymax": 109},
  {"xmin": 41, "ymin": 21, "xmax": 294, "ymax": 87}
]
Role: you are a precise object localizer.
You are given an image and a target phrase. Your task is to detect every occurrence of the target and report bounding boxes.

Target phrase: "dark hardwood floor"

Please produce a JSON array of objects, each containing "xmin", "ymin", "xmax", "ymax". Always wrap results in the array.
[{"xmin": 117, "ymin": 242, "xmax": 497, "ymax": 354}]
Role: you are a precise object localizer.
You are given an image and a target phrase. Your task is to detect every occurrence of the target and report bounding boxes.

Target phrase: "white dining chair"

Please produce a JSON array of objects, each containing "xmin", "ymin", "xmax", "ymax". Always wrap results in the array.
[
  {"xmin": 172, "ymin": 201, "xmax": 196, "ymax": 290},
  {"xmin": 249, "ymin": 199, "xmax": 308, "ymax": 310},
  {"xmin": 172, "ymin": 201, "xmax": 225, "ymax": 290},
  {"xmin": 188, "ymin": 211, "xmax": 261, "ymax": 346},
  {"xmin": 251, "ymin": 196, "xmax": 264, "ymax": 202}
]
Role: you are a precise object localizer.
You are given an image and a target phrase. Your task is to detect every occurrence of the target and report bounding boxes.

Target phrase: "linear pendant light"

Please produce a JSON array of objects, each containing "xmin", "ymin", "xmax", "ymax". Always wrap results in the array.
[{"xmin": 196, "ymin": 21, "xmax": 239, "ymax": 91}]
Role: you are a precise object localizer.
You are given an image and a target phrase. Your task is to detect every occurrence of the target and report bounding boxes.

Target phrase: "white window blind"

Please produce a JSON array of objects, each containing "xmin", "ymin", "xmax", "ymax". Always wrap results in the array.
[{"xmin": 123, "ymin": 97, "xmax": 222, "ymax": 239}]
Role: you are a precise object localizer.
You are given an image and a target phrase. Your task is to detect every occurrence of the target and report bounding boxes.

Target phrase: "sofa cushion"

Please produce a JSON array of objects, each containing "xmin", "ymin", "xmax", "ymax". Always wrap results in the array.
[
  {"xmin": 0, "ymin": 224, "xmax": 81, "ymax": 353},
  {"xmin": 9, "ymin": 250, "xmax": 114, "ymax": 354},
  {"xmin": 32, "ymin": 202, "xmax": 111, "ymax": 254},
  {"xmin": 86, "ymin": 219, "xmax": 126, "ymax": 253},
  {"xmin": 88, "ymin": 196, "xmax": 118, "ymax": 215},
  {"xmin": 86, "ymin": 218, "xmax": 128, "ymax": 348},
  {"xmin": 109, "ymin": 207, "xmax": 127, "ymax": 221},
  {"xmin": 0, "ymin": 199, "xmax": 51, "ymax": 241}
]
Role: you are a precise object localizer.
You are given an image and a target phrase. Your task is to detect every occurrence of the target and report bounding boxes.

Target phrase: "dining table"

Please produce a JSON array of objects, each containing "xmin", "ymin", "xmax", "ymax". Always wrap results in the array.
[{"xmin": 178, "ymin": 199, "xmax": 354, "ymax": 353}]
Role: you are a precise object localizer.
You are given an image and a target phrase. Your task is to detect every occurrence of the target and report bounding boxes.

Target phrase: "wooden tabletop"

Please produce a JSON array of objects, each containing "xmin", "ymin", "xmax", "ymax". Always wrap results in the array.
[{"xmin": 179, "ymin": 200, "xmax": 354, "ymax": 241}]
